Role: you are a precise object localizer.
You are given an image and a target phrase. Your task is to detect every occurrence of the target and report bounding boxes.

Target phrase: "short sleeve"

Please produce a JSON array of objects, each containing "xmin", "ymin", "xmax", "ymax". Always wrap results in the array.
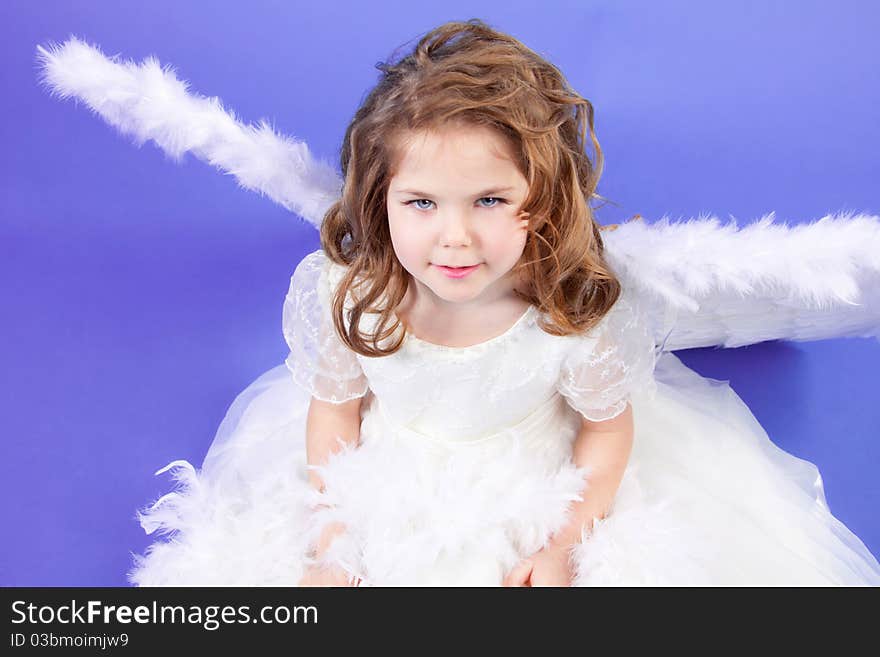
[
  {"xmin": 282, "ymin": 249, "xmax": 369, "ymax": 404},
  {"xmin": 556, "ymin": 291, "xmax": 658, "ymax": 422}
]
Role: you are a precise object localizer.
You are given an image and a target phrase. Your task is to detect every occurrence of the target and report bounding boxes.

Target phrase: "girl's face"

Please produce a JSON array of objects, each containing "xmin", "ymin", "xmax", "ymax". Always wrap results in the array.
[{"xmin": 386, "ymin": 123, "xmax": 530, "ymax": 310}]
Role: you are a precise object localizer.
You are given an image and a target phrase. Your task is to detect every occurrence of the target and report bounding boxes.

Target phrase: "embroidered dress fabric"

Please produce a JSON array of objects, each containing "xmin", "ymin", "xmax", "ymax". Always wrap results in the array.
[{"xmin": 130, "ymin": 249, "xmax": 880, "ymax": 586}]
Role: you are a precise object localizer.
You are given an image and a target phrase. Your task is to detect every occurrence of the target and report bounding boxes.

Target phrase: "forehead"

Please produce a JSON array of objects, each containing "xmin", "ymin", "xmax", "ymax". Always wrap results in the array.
[{"xmin": 389, "ymin": 124, "xmax": 520, "ymax": 186}]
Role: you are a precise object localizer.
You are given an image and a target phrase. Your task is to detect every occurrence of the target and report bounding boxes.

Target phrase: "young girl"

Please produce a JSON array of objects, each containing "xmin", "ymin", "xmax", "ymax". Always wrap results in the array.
[{"xmin": 129, "ymin": 20, "xmax": 880, "ymax": 586}]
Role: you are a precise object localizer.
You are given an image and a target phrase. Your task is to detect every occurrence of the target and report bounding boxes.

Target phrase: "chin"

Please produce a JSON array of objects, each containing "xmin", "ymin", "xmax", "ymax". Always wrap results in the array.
[{"xmin": 432, "ymin": 282, "xmax": 489, "ymax": 304}]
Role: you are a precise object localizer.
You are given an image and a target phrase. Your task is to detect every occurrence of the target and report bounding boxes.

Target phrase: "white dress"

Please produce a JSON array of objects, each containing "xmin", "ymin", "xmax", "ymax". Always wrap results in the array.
[{"xmin": 130, "ymin": 249, "xmax": 880, "ymax": 586}]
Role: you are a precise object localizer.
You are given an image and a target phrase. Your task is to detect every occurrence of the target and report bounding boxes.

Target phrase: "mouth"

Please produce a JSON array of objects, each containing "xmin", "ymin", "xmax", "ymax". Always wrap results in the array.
[{"xmin": 433, "ymin": 263, "xmax": 481, "ymax": 279}]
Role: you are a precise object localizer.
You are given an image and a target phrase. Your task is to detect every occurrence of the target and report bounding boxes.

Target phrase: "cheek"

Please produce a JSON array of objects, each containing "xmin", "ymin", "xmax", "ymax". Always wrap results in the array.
[
  {"xmin": 484, "ymin": 220, "xmax": 528, "ymax": 263},
  {"xmin": 388, "ymin": 217, "xmax": 427, "ymax": 264}
]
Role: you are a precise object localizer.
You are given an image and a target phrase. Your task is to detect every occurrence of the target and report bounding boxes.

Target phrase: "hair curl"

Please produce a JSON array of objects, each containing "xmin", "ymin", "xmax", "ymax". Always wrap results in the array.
[{"xmin": 319, "ymin": 18, "xmax": 622, "ymax": 357}]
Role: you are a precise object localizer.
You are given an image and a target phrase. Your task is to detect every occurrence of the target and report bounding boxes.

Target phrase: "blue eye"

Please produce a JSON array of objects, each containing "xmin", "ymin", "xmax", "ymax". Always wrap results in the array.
[
  {"xmin": 404, "ymin": 197, "xmax": 507, "ymax": 211},
  {"xmin": 407, "ymin": 199, "xmax": 435, "ymax": 210}
]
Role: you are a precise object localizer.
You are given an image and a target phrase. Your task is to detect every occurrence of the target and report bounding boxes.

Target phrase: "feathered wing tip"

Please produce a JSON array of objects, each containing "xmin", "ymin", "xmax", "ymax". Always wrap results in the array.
[
  {"xmin": 35, "ymin": 36, "xmax": 342, "ymax": 228},
  {"xmin": 605, "ymin": 211, "xmax": 880, "ymax": 350}
]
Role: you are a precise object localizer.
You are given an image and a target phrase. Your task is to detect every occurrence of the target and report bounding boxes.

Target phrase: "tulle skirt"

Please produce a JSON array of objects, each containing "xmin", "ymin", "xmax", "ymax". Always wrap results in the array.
[{"xmin": 129, "ymin": 352, "xmax": 880, "ymax": 586}]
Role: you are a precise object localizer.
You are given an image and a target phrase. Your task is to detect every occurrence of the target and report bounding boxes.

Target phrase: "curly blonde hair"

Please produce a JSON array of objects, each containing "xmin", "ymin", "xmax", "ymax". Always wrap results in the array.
[{"xmin": 319, "ymin": 18, "xmax": 621, "ymax": 357}]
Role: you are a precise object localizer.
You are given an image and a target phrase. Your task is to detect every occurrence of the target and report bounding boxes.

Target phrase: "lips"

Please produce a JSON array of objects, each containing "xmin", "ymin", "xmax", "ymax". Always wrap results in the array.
[{"xmin": 434, "ymin": 263, "xmax": 481, "ymax": 278}]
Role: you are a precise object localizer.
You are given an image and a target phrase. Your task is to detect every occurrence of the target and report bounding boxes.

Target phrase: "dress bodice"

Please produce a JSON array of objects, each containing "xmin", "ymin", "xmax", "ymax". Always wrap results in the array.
[
  {"xmin": 282, "ymin": 249, "xmax": 659, "ymax": 441},
  {"xmin": 356, "ymin": 302, "xmax": 570, "ymax": 440}
]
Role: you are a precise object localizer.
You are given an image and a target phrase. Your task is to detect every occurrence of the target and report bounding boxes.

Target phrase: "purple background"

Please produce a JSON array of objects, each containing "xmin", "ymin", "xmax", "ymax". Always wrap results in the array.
[{"xmin": 2, "ymin": 1, "xmax": 878, "ymax": 586}]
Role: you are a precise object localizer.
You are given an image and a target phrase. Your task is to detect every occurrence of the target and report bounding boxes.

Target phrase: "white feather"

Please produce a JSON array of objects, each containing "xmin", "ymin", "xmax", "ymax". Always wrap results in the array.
[
  {"xmin": 606, "ymin": 212, "xmax": 880, "ymax": 349},
  {"xmin": 35, "ymin": 36, "xmax": 341, "ymax": 228}
]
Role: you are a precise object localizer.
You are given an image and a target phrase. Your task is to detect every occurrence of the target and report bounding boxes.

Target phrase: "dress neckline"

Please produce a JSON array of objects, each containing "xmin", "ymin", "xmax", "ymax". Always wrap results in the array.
[{"xmin": 399, "ymin": 304, "xmax": 537, "ymax": 352}]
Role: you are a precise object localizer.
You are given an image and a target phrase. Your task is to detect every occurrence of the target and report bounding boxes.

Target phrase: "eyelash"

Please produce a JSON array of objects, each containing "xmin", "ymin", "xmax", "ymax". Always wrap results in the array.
[{"xmin": 404, "ymin": 197, "xmax": 508, "ymax": 211}]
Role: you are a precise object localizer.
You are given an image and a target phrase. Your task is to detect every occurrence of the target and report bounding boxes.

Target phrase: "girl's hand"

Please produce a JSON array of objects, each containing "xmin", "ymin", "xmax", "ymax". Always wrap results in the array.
[
  {"xmin": 502, "ymin": 558, "xmax": 534, "ymax": 587},
  {"xmin": 297, "ymin": 520, "xmax": 361, "ymax": 587},
  {"xmin": 503, "ymin": 543, "xmax": 574, "ymax": 587}
]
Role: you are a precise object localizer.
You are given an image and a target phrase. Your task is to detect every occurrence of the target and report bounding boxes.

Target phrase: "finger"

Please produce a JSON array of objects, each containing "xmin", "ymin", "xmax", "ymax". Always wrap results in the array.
[
  {"xmin": 529, "ymin": 571, "xmax": 567, "ymax": 587},
  {"xmin": 503, "ymin": 559, "xmax": 533, "ymax": 587}
]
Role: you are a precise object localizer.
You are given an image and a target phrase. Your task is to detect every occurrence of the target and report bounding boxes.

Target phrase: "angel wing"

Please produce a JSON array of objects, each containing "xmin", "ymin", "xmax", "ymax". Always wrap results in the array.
[
  {"xmin": 605, "ymin": 214, "xmax": 880, "ymax": 350},
  {"xmin": 35, "ymin": 36, "xmax": 340, "ymax": 227},
  {"xmin": 36, "ymin": 37, "xmax": 880, "ymax": 351}
]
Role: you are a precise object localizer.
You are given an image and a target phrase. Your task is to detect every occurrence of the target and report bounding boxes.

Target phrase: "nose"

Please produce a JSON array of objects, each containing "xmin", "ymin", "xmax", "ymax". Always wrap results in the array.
[{"xmin": 438, "ymin": 209, "xmax": 472, "ymax": 247}]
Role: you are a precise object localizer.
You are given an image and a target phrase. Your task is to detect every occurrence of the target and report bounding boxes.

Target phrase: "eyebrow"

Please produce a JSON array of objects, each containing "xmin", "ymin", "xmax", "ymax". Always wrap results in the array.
[{"xmin": 394, "ymin": 186, "xmax": 516, "ymax": 197}]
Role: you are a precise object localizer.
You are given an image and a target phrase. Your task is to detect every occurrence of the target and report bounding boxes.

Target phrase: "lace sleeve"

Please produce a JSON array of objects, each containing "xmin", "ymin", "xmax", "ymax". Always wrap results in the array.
[
  {"xmin": 556, "ymin": 291, "xmax": 658, "ymax": 422},
  {"xmin": 282, "ymin": 249, "xmax": 369, "ymax": 404}
]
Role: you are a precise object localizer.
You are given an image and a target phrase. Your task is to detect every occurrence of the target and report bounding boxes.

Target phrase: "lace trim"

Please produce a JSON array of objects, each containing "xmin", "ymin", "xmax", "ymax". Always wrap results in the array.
[
  {"xmin": 556, "ymin": 293, "xmax": 658, "ymax": 422},
  {"xmin": 283, "ymin": 250, "xmax": 370, "ymax": 404}
]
